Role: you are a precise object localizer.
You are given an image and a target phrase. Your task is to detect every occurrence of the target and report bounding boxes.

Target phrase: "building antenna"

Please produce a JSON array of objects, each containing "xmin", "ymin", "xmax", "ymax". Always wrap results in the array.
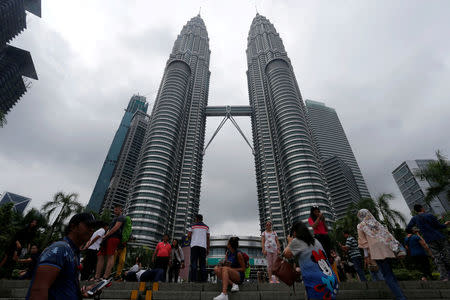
[
  {"xmin": 255, "ymin": 1, "xmax": 258, "ymax": 14},
  {"xmin": 198, "ymin": 6, "xmax": 201, "ymax": 16}
]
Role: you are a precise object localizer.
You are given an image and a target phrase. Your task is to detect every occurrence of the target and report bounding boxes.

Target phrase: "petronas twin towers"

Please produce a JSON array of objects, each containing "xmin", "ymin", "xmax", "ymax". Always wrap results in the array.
[{"xmin": 127, "ymin": 14, "xmax": 331, "ymax": 246}]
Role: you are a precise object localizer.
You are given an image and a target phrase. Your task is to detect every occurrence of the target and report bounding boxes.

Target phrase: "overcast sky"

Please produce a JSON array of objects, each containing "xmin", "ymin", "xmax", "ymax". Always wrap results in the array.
[{"xmin": 1, "ymin": 0, "xmax": 449, "ymax": 236}]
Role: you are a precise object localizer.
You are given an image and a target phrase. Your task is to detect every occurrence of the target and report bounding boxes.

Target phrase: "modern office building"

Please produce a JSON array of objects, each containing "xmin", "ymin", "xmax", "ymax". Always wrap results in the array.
[
  {"xmin": 0, "ymin": 0, "xmax": 40, "ymax": 116},
  {"xmin": 101, "ymin": 110, "xmax": 150, "ymax": 214},
  {"xmin": 393, "ymin": 160, "xmax": 449, "ymax": 215},
  {"xmin": 246, "ymin": 14, "xmax": 331, "ymax": 239},
  {"xmin": 127, "ymin": 15, "xmax": 211, "ymax": 246},
  {"xmin": 0, "ymin": 191, "xmax": 31, "ymax": 214},
  {"xmin": 305, "ymin": 100, "xmax": 370, "ymax": 200},
  {"xmin": 87, "ymin": 95, "xmax": 148, "ymax": 213},
  {"xmin": 322, "ymin": 156, "xmax": 361, "ymax": 219}
]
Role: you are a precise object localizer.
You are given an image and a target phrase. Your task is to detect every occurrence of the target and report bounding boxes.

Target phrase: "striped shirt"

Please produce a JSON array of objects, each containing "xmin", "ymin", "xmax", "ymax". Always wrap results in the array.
[
  {"xmin": 188, "ymin": 222, "xmax": 209, "ymax": 249},
  {"xmin": 345, "ymin": 236, "xmax": 361, "ymax": 258}
]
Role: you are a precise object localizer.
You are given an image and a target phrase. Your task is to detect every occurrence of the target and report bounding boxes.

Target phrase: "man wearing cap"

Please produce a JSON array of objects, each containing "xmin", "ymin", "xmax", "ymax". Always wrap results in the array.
[{"xmin": 27, "ymin": 213, "xmax": 100, "ymax": 300}]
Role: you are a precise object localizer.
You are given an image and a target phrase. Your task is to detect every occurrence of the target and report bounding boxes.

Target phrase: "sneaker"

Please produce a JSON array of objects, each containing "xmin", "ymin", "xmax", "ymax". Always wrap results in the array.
[
  {"xmin": 213, "ymin": 292, "xmax": 228, "ymax": 300},
  {"xmin": 231, "ymin": 283, "xmax": 239, "ymax": 292}
]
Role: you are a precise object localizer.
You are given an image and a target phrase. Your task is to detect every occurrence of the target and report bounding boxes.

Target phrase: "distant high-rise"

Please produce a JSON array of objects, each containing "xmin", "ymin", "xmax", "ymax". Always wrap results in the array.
[
  {"xmin": 246, "ymin": 14, "xmax": 331, "ymax": 239},
  {"xmin": 87, "ymin": 95, "xmax": 148, "ymax": 213},
  {"xmin": 322, "ymin": 156, "xmax": 361, "ymax": 219},
  {"xmin": 305, "ymin": 100, "xmax": 370, "ymax": 200},
  {"xmin": 393, "ymin": 160, "xmax": 449, "ymax": 215},
  {"xmin": 0, "ymin": 191, "xmax": 31, "ymax": 214},
  {"xmin": 127, "ymin": 15, "xmax": 211, "ymax": 246},
  {"xmin": 0, "ymin": 0, "xmax": 40, "ymax": 117},
  {"xmin": 101, "ymin": 110, "xmax": 150, "ymax": 214}
]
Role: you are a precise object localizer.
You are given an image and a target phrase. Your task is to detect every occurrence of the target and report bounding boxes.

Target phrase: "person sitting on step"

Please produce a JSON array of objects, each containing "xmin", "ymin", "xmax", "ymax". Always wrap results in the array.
[{"xmin": 213, "ymin": 237, "xmax": 246, "ymax": 300}]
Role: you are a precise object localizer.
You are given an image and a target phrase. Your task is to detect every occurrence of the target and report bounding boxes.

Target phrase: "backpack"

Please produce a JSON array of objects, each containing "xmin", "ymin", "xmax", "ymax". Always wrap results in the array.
[{"xmin": 121, "ymin": 216, "xmax": 132, "ymax": 243}]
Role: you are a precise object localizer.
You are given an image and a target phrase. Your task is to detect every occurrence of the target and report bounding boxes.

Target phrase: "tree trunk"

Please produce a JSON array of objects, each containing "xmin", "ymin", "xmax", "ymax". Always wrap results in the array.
[{"xmin": 42, "ymin": 203, "xmax": 66, "ymax": 247}]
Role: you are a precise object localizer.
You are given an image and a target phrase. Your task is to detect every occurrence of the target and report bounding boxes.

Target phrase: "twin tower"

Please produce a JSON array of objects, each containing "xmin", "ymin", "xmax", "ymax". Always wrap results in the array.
[{"xmin": 127, "ymin": 14, "xmax": 331, "ymax": 246}]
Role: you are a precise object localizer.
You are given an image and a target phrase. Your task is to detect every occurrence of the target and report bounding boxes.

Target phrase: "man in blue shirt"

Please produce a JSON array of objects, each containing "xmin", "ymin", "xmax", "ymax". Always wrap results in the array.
[
  {"xmin": 406, "ymin": 204, "xmax": 450, "ymax": 280},
  {"xmin": 27, "ymin": 213, "xmax": 100, "ymax": 299}
]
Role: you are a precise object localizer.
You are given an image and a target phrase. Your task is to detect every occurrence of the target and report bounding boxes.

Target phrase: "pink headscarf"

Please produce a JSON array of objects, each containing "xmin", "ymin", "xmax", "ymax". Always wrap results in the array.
[{"xmin": 357, "ymin": 209, "xmax": 401, "ymax": 252}]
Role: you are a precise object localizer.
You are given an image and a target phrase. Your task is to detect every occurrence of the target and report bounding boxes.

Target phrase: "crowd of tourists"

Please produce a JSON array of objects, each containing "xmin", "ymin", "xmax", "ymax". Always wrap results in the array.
[{"xmin": 0, "ymin": 202, "xmax": 449, "ymax": 300}]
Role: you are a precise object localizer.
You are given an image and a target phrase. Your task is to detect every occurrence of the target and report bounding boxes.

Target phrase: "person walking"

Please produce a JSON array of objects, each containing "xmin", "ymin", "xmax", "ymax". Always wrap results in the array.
[
  {"xmin": 406, "ymin": 204, "xmax": 450, "ymax": 281},
  {"xmin": 261, "ymin": 220, "xmax": 281, "ymax": 283},
  {"xmin": 26, "ymin": 213, "xmax": 99, "ymax": 299},
  {"xmin": 404, "ymin": 227, "xmax": 433, "ymax": 281},
  {"xmin": 284, "ymin": 221, "xmax": 338, "ymax": 300},
  {"xmin": 340, "ymin": 230, "xmax": 367, "ymax": 282},
  {"xmin": 168, "ymin": 239, "xmax": 185, "ymax": 283},
  {"xmin": 357, "ymin": 209, "xmax": 407, "ymax": 300},
  {"xmin": 95, "ymin": 205, "xmax": 126, "ymax": 280},
  {"xmin": 188, "ymin": 214, "xmax": 210, "ymax": 282},
  {"xmin": 308, "ymin": 206, "xmax": 332, "ymax": 261},
  {"xmin": 213, "ymin": 237, "xmax": 246, "ymax": 300},
  {"xmin": 152, "ymin": 234, "xmax": 171, "ymax": 280},
  {"xmin": 81, "ymin": 222, "xmax": 108, "ymax": 280}
]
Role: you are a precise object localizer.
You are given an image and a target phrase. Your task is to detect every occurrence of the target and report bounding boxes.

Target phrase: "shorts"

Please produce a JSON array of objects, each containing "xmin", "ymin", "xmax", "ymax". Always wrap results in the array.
[
  {"xmin": 266, "ymin": 252, "xmax": 277, "ymax": 272},
  {"xmin": 98, "ymin": 237, "xmax": 120, "ymax": 256}
]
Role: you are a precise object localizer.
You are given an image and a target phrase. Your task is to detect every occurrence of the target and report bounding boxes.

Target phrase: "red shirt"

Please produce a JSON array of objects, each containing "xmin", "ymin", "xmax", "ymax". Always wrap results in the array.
[
  {"xmin": 156, "ymin": 242, "xmax": 172, "ymax": 257},
  {"xmin": 308, "ymin": 217, "xmax": 328, "ymax": 235}
]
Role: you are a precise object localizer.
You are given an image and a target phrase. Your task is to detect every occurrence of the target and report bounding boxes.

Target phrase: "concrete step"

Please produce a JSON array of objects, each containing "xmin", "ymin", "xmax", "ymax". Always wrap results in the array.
[{"xmin": 2, "ymin": 280, "xmax": 450, "ymax": 300}]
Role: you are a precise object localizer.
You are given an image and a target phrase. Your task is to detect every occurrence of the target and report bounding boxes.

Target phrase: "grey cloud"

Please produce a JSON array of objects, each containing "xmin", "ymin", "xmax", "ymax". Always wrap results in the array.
[{"xmin": 1, "ymin": 1, "xmax": 449, "ymax": 235}]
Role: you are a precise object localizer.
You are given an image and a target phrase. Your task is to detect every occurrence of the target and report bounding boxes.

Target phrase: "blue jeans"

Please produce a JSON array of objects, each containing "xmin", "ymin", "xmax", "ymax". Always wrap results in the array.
[
  {"xmin": 376, "ymin": 259, "xmax": 406, "ymax": 300},
  {"xmin": 350, "ymin": 256, "xmax": 367, "ymax": 282},
  {"xmin": 369, "ymin": 269, "xmax": 384, "ymax": 281}
]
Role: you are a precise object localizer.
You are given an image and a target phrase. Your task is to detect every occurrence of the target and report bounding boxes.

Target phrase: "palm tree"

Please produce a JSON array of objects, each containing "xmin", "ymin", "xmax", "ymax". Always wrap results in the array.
[
  {"xmin": 333, "ymin": 197, "xmax": 380, "ymax": 239},
  {"xmin": 42, "ymin": 192, "xmax": 83, "ymax": 243},
  {"xmin": 373, "ymin": 193, "xmax": 406, "ymax": 231},
  {"xmin": 414, "ymin": 150, "xmax": 450, "ymax": 210}
]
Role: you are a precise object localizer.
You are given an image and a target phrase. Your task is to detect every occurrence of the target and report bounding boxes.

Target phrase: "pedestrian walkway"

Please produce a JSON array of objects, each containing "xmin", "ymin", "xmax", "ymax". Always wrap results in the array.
[{"xmin": 1, "ymin": 280, "xmax": 449, "ymax": 299}]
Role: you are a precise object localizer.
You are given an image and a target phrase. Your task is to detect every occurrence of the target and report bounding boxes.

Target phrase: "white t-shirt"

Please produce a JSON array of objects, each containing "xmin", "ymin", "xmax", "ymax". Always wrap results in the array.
[
  {"xmin": 128, "ymin": 264, "xmax": 140, "ymax": 273},
  {"xmin": 88, "ymin": 228, "xmax": 105, "ymax": 250},
  {"xmin": 188, "ymin": 222, "xmax": 210, "ymax": 249}
]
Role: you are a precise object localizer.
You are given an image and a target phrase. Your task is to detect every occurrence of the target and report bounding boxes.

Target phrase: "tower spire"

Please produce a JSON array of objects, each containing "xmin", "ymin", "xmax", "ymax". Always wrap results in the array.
[{"xmin": 198, "ymin": 6, "xmax": 201, "ymax": 17}]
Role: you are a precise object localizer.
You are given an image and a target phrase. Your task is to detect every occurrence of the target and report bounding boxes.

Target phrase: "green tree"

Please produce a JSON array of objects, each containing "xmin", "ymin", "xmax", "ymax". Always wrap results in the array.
[
  {"xmin": 374, "ymin": 193, "xmax": 406, "ymax": 231},
  {"xmin": 0, "ymin": 203, "xmax": 18, "ymax": 256},
  {"xmin": 0, "ymin": 111, "xmax": 6, "ymax": 128},
  {"xmin": 414, "ymin": 150, "xmax": 450, "ymax": 210},
  {"xmin": 42, "ymin": 192, "xmax": 84, "ymax": 244}
]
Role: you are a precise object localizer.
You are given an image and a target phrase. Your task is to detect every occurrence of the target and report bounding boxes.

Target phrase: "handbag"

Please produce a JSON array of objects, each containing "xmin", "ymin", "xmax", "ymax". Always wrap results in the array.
[{"xmin": 272, "ymin": 256, "xmax": 297, "ymax": 286}]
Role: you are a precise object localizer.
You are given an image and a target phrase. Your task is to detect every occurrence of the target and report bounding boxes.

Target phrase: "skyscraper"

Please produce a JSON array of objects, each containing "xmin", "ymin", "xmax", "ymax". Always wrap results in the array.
[
  {"xmin": 87, "ymin": 95, "xmax": 148, "ymax": 213},
  {"xmin": 322, "ymin": 156, "xmax": 361, "ymax": 219},
  {"xmin": 101, "ymin": 110, "xmax": 150, "ymax": 214},
  {"xmin": 0, "ymin": 0, "xmax": 41, "ymax": 117},
  {"xmin": 246, "ymin": 14, "xmax": 331, "ymax": 239},
  {"xmin": 127, "ymin": 15, "xmax": 210, "ymax": 246},
  {"xmin": 0, "ymin": 191, "xmax": 31, "ymax": 214},
  {"xmin": 305, "ymin": 100, "xmax": 370, "ymax": 199},
  {"xmin": 393, "ymin": 160, "xmax": 449, "ymax": 215}
]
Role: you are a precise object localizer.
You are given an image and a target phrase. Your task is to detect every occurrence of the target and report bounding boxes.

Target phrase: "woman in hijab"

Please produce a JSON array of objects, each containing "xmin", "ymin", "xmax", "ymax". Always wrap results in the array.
[{"xmin": 357, "ymin": 209, "xmax": 407, "ymax": 300}]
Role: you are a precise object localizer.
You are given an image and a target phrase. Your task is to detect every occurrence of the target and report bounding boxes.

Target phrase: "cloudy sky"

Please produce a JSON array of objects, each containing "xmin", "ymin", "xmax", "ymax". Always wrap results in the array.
[{"xmin": 1, "ymin": 0, "xmax": 449, "ymax": 236}]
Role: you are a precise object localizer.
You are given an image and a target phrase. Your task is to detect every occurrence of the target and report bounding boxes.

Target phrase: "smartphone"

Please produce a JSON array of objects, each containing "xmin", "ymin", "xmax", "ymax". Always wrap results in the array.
[{"xmin": 87, "ymin": 278, "xmax": 112, "ymax": 296}]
